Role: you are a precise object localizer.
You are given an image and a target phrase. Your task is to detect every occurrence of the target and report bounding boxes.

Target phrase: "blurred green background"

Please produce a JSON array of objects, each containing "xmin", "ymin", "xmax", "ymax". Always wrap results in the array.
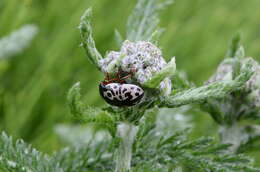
[{"xmin": 1, "ymin": 0, "xmax": 260, "ymax": 163}]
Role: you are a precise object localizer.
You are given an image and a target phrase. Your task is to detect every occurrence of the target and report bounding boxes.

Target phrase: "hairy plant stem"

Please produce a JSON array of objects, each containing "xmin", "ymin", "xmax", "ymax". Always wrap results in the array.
[{"xmin": 115, "ymin": 122, "xmax": 138, "ymax": 172}]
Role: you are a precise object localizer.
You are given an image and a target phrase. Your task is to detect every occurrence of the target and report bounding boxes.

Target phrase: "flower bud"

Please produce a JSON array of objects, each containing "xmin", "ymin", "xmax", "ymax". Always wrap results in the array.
[{"xmin": 207, "ymin": 57, "xmax": 260, "ymax": 110}]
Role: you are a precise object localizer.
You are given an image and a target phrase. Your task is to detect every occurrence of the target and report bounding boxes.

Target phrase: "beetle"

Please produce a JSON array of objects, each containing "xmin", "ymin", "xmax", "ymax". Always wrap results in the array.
[{"xmin": 99, "ymin": 69, "xmax": 144, "ymax": 107}]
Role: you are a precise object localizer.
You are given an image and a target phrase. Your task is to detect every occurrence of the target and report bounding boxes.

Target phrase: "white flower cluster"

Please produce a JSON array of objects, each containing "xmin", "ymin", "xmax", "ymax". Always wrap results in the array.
[
  {"xmin": 0, "ymin": 24, "xmax": 38, "ymax": 59},
  {"xmin": 244, "ymin": 59, "xmax": 260, "ymax": 107},
  {"xmin": 99, "ymin": 40, "xmax": 167, "ymax": 84},
  {"xmin": 208, "ymin": 57, "xmax": 260, "ymax": 107},
  {"xmin": 207, "ymin": 59, "xmax": 233, "ymax": 83},
  {"xmin": 245, "ymin": 58, "xmax": 260, "ymax": 91}
]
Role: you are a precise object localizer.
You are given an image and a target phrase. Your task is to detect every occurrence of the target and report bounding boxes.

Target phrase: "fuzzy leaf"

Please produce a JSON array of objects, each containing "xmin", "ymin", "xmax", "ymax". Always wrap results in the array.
[
  {"xmin": 232, "ymin": 46, "xmax": 246, "ymax": 79},
  {"xmin": 54, "ymin": 141, "xmax": 113, "ymax": 172},
  {"xmin": 114, "ymin": 29, "xmax": 124, "ymax": 49},
  {"xmin": 67, "ymin": 82, "xmax": 116, "ymax": 136},
  {"xmin": 235, "ymin": 46, "xmax": 245, "ymax": 59},
  {"xmin": 148, "ymin": 29, "xmax": 165, "ymax": 45},
  {"xmin": 133, "ymin": 125, "xmax": 260, "ymax": 172},
  {"xmin": 79, "ymin": 8, "xmax": 103, "ymax": 70},
  {"xmin": 126, "ymin": 0, "xmax": 173, "ymax": 41},
  {"xmin": 160, "ymin": 58, "xmax": 253, "ymax": 108},
  {"xmin": 226, "ymin": 33, "xmax": 241, "ymax": 58},
  {"xmin": 0, "ymin": 132, "xmax": 63, "ymax": 172}
]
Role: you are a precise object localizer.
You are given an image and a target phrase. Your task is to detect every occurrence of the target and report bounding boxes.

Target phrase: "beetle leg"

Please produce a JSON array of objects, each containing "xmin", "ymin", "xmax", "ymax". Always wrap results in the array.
[
  {"xmin": 130, "ymin": 68, "xmax": 136, "ymax": 73},
  {"xmin": 130, "ymin": 68, "xmax": 136, "ymax": 77},
  {"xmin": 121, "ymin": 74, "xmax": 131, "ymax": 80},
  {"xmin": 121, "ymin": 68, "xmax": 136, "ymax": 80},
  {"xmin": 105, "ymin": 73, "xmax": 110, "ymax": 81}
]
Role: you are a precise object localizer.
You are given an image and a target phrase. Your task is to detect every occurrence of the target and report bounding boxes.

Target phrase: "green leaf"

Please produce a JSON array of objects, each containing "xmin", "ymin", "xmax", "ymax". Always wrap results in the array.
[
  {"xmin": 0, "ymin": 132, "xmax": 62, "ymax": 172},
  {"xmin": 133, "ymin": 125, "xmax": 260, "ymax": 172},
  {"xmin": 126, "ymin": 0, "xmax": 173, "ymax": 41},
  {"xmin": 79, "ymin": 8, "xmax": 103, "ymax": 70},
  {"xmin": 67, "ymin": 82, "xmax": 116, "ymax": 136},
  {"xmin": 160, "ymin": 58, "xmax": 253, "ymax": 108},
  {"xmin": 235, "ymin": 46, "xmax": 245, "ymax": 59},
  {"xmin": 67, "ymin": 82, "xmax": 84, "ymax": 119},
  {"xmin": 148, "ymin": 29, "xmax": 164, "ymax": 45},
  {"xmin": 225, "ymin": 33, "xmax": 241, "ymax": 58},
  {"xmin": 232, "ymin": 45, "xmax": 245, "ymax": 79},
  {"xmin": 201, "ymin": 99, "xmax": 224, "ymax": 125},
  {"xmin": 115, "ymin": 29, "xmax": 124, "ymax": 49},
  {"xmin": 54, "ymin": 140, "xmax": 113, "ymax": 172}
]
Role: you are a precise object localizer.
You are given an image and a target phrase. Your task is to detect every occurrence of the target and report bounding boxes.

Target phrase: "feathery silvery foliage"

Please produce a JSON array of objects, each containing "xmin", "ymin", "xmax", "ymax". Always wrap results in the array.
[
  {"xmin": 126, "ymin": 0, "xmax": 173, "ymax": 42},
  {"xmin": 78, "ymin": 9, "xmax": 103, "ymax": 70},
  {"xmin": 0, "ymin": 132, "xmax": 63, "ymax": 172},
  {"xmin": 160, "ymin": 58, "xmax": 253, "ymax": 108},
  {"xmin": 0, "ymin": 131, "xmax": 114, "ymax": 172},
  {"xmin": 0, "ymin": 24, "xmax": 38, "ymax": 59},
  {"xmin": 54, "ymin": 139, "xmax": 114, "ymax": 172},
  {"xmin": 1, "ymin": 0, "xmax": 259, "ymax": 171},
  {"xmin": 132, "ymin": 109, "xmax": 260, "ymax": 172},
  {"xmin": 1, "ymin": 118, "xmax": 260, "ymax": 172},
  {"xmin": 202, "ymin": 35, "xmax": 260, "ymax": 153},
  {"xmin": 71, "ymin": 0, "xmax": 260, "ymax": 171}
]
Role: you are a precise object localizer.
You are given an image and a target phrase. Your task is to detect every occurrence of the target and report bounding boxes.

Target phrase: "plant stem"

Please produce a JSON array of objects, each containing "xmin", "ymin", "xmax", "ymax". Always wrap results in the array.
[{"xmin": 115, "ymin": 122, "xmax": 138, "ymax": 172}]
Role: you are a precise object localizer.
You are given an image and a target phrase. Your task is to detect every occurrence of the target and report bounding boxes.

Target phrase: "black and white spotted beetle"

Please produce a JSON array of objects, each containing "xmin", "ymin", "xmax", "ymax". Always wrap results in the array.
[{"xmin": 99, "ymin": 69, "xmax": 144, "ymax": 107}]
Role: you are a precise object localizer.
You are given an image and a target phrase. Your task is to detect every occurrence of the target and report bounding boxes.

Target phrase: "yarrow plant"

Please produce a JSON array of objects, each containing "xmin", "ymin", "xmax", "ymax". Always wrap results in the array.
[
  {"xmin": 204, "ymin": 35, "xmax": 260, "ymax": 153},
  {"xmin": 66, "ymin": 0, "xmax": 260, "ymax": 171},
  {"xmin": 0, "ymin": 0, "xmax": 260, "ymax": 172}
]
